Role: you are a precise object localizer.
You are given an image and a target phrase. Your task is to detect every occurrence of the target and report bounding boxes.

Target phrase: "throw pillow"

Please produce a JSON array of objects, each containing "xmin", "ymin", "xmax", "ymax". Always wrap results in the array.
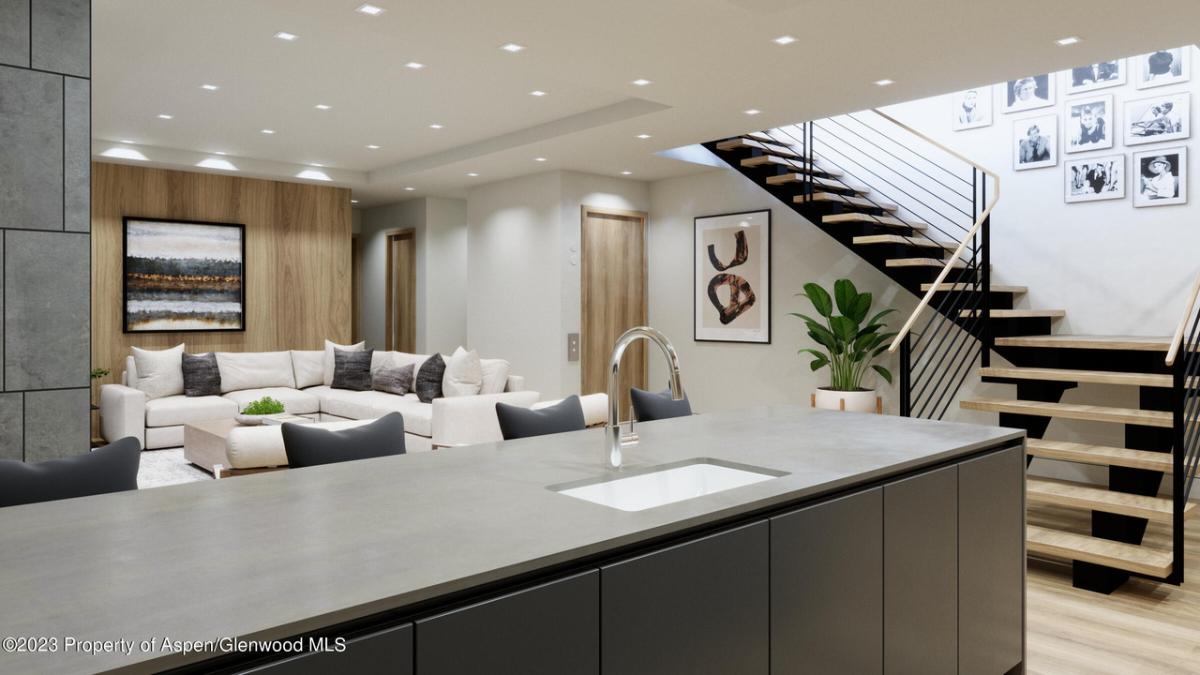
[
  {"xmin": 479, "ymin": 358, "xmax": 511, "ymax": 394},
  {"xmin": 630, "ymin": 387, "xmax": 693, "ymax": 421},
  {"xmin": 373, "ymin": 364, "xmax": 415, "ymax": 396},
  {"xmin": 323, "ymin": 339, "xmax": 365, "ymax": 386},
  {"xmin": 332, "ymin": 348, "xmax": 374, "ymax": 391},
  {"xmin": 495, "ymin": 395, "xmax": 586, "ymax": 440},
  {"xmin": 131, "ymin": 344, "xmax": 185, "ymax": 400},
  {"xmin": 181, "ymin": 352, "xmax": 221, "ymax": 397},
  {"xmin": 443, "ymin": 346, "xmax": 483, "ymax": 397},
  {"xmin": 414, "ymin": 353, "xmax": 447, "ymax": 403}
]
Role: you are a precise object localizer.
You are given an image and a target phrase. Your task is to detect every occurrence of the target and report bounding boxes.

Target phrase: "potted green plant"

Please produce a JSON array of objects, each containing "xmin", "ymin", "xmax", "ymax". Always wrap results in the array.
[
  {"xmin": 236, "ymin": 396, "xmax": 287, "ymax": 425},
  {"xmin": 791, "ymin": 278, "xmax": 896, "ymax": 413}
]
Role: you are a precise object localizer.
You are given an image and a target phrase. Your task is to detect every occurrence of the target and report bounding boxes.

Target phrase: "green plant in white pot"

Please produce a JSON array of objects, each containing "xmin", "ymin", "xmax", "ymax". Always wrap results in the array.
[
  {"xmin": 791, "ymin": 278, "xmax": 896, "ymax": 413},
  {"xmin": 236, "ymin": 396, "xmax": 286, "ymax": 425}
]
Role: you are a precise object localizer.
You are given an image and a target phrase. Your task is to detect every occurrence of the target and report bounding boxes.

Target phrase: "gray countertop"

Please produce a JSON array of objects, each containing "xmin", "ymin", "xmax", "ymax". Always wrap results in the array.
[{"xmin": 0, "ymin": 406, "xmax": 1022, "ymax": 674}]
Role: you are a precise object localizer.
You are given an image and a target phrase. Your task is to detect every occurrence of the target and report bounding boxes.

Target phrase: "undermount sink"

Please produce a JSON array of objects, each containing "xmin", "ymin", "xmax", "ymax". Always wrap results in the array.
[{"xmin": 551, "ymin": 459, "xmax": 788, "ymax": 512}]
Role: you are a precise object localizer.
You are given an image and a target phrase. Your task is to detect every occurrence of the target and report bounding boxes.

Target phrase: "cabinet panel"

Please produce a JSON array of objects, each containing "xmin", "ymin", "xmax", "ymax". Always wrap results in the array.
[
  {"xmin": 960, "ymin": 446, "xmax": 1025, "ymax": 674},
  {"xmin": 240, "ymin": 623, "xmax": 412, "ymax": 674},
  {"xmin": 601, "ymin": 521, "xmax": 768, "ymax": 675},
  {"xmin": 416, "ymin": 569, "xmax": 599, "ymax": 675},
  {"xmin": 884, "ymin": 465, "xmax": 958, "ymax": 674},
  {"xmin": 771, "ymin": 488, "xmax": 883, "ymax": 674}
]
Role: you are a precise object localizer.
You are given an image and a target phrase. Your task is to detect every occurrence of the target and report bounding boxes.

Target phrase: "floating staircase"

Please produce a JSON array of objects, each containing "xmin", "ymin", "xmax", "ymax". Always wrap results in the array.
[{"xmin": 706, "ymin": 110, "xmax": 1200, "ymax": 594}]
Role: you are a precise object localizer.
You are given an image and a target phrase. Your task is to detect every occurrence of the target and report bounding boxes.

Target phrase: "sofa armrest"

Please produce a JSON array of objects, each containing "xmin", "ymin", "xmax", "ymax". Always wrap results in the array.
[
  {"xmin": 100, "ymin": 384, "xmax": 146, "ymax": 447},
  {"xmin": 432, "ymin": 391, "xmax": 540, "ymax": 447},
  {"xmin": 504, "ymin": 375, "xmax": 526, "ymax": 392}
]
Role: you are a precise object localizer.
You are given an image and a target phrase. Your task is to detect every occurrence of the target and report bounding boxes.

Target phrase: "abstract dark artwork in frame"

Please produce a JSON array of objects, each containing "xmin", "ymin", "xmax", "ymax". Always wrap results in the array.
[
  {"xmin": 694, "ymin": 210, "xmax": 771, "ymax": 343},
  {"xmin": 122, "ymin": 217, "xmax": 246, "ymax": 333}
]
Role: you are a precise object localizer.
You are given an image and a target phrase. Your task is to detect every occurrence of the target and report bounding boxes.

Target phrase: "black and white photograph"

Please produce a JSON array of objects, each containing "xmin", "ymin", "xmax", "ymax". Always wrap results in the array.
[
  {"xmin": 1125, "ymin": 92, "xmax": 1190, "ymax": 146},
  {"xmin": 694, "ymin": 210, "xmax": 771, "ymax": 343},
  {"xmin": 1012, "ymin": 114, "xmax": 1058, "ymax": 170},
  {"xmin": 1134, "ymin": 47, "xmax": 1191, "ymax": 89},
  {"xmin": 1133, "ymin": 147, "xmax": 1187, "ymax": 207},
  {"xmin": 1003, "ymin": 74, "xmax": 1055, "ymax": 113},
  {"xmin": 1065, "ymin": 59, "xmax": 1125, "ymax": 94},
  {"xmin": 1066, "ymin": 95, "xmax": 1114, "ymax": 153},
  {"xmin": 951, "ymin": 87, "xmax": 992, "ymax": 130},
  {"xmin": 1065, "ymin": 154, "xmax": 1125, "ymax": 203}
]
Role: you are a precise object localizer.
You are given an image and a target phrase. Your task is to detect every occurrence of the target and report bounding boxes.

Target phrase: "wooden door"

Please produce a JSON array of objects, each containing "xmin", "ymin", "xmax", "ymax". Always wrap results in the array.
[
  {"xmin": 581, "ymin": 207, "xmax": 647, "ymax": 417},
  {"xmin": 385, "ymin": 230, "xmax": 416, "ymax": 352}
]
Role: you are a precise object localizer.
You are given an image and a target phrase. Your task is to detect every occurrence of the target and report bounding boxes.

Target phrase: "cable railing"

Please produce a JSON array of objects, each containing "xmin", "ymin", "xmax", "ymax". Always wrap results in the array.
[{"xmin": 1169, "ymin": 272, "xmax": 1200, "ymax": 584}]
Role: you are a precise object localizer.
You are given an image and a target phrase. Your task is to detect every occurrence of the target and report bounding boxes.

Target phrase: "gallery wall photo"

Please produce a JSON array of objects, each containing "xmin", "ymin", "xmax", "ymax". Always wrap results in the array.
[
  {"xmin": 123, "ymin": 217, "xmax": 246, "ymax": 333},
  {"xmin": 694, "ymin": 210, "xmax": 771, "ymax": 344}
]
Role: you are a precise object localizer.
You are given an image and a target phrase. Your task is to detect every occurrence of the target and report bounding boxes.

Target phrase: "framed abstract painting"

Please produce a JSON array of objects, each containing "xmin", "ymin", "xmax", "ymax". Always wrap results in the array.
[{"xmin": 694, "ymin": 210, "xmax": 771, "ymax": 343}]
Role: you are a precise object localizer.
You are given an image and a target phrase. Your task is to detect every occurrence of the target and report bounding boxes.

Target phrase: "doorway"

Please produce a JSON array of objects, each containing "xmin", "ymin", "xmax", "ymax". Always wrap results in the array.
[
  {"xmin": 581, "ymin": 206, "xmax": 648, "ymax": 417},
  {"xmin": 385, "ymin": 229, "xmax": 417, "ymax": 352}
]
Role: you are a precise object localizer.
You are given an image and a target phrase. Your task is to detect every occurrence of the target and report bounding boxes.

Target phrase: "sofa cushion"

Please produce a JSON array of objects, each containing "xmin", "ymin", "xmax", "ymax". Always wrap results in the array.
[
  {"xmin": 479, "ymin": 358, "xmax": 511, "ymax": 394},
  {"xmin": 182, "ymin": 352, "xmax": 221, "ymax": 397},
  {"xmin": 391, "ymin": 352, "xmax": 429, "ymax": 373},
  {"xmin": 332, "ymin": 348, "xmax": 373, "ymax": 391},
  {"xmin": 216, "ymin": 351, "xmax": 297, "ymax": 393},
  {"xmin": 291, "ymin": 350, "xmax": 325, "ymax": 389},
  {"xmin": 443, "ymin": 347, "xmax": 483, "ymax": 397},
  {"xmin": 222, "ymin": 387, "xmax": 320, "ymax": 415},
  {"xmin": 145, "ymin": 395, "xmax": 238, "ymax": 427},
  {"xmin": 415, "ymin": 353, "xmax": 446, "ymax": 403},
  {"xmin": 324, "ymin": 340, "xmax": 365, "ymax": 386},
  {"xmin": 132, "ymin": 344, "xmax": 185, "ymax": 400},
  {"xmin": 316, "ymin": 388, "xmax": 432, "ymax": 437}
]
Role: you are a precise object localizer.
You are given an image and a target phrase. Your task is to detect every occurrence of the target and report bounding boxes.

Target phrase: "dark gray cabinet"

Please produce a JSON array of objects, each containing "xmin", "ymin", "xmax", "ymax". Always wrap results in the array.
[
  {"xmin": 415, "ymin": 569, "xmax": 599, "ymax": 675},
  {"xmin": 240, "ymin": 623, "xmax": 412, "ymax": 674},
  {"xmin": 959, "ymin": 446, "xmax": 1025, "ymax": 674},
  {"xmin": 885, "ymin": 464, "xmax": 959, "ymax": 674},
  {"xmin": 601, "ymin": 520, "xmax": 769, "ymax": 675},
  {"xmin": 770, "ymin": 487, "xmax": 883, "ymax": 674}
]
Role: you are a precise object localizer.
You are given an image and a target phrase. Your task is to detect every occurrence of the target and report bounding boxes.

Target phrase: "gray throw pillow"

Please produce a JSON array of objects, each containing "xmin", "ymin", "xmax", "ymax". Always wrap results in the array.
[
  {"xmin": 182, "ymin": 352, "xmax": 221, "ymax": 397},
  {"xmin": 373, "ymin": 364, "xmax": 415, "ymax": 396},
  {"xmin": 332, "ymin": 348, "xmax": 374, "ymax": 391},
  {"xmin": 414, "ymin": 353, "xmax": 446, "ymax": 403}
]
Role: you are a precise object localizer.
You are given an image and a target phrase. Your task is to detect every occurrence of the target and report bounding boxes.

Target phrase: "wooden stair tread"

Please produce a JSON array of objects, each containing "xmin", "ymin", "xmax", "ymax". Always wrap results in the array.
[
  {"xmin": 980, "ymin": 366, "xmax": 1172, "ymax": 388},
  {"xmin": 959, "ymin": 309, "xmax": 1065, "ymax": 319},
  {"xmin": 1026, "ymin": 477, "xmax": 1195, "ymax": 522},
  {"xmin": 886, "ymin": 257, "xmax": 966, "ymax": 269},
  {"xmin": 921, "ymin": 283, "xmax": 1027, "ymax": 294},
  {"xmin": 1027, "ymin": 439, "xmax": 1174, "ymax": 472},
  {"xmin": 960, "ymin": 398, "xmax": 1173, "ymax": 428},
  {"xmin": 794, "ymin": 192, "xmax": 897, "ymax": 210},
  {"xmin": 823, "ymin": 213, "xmax": 921, "ymax": 229},
  {"xmin": 740, "ymin": 154, "xmax": 844, "ymax": 176},
  {"xmin": 744, "ymin": 131, "xmax": 776, "ymax": 143},
  {"xmin": 765, "ymin": 173, "xmax": 860, "ymax": 192},
  {"xmin": 1026, "ymin": 524, "xmax": 1173, "ymax": 577},
  {"xmin": 994, "ymin": 335, "xmax": 1171, "ymax": 351},
  {"xmin": 853, "ymin": 234, "xmax": 945, "ymax": 249},
  {"xmin": 716, "ymin": 137, "xmax": 801, "ymax": 158}
]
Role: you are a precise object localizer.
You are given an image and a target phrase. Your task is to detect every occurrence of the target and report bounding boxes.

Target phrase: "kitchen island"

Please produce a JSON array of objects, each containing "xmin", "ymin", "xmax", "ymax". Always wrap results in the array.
[{"xmin": 0, "ymin": 406, "xmax": 1025, "ymax": 674}]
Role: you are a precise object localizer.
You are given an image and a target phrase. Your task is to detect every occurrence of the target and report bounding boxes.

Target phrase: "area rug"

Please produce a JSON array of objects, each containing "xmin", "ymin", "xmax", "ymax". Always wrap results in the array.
[{"xmin": 138, "ymin": 448, "xmax": 212, "ymax": 489}]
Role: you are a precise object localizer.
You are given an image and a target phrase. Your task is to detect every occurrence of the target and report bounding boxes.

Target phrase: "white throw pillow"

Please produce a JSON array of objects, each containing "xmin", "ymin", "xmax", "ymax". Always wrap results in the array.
[
  {"xmin": 324, "ymin": 340, "xmax": 365, "ymax": 385},
  {"xmin": 479, "ymin": 358, "xmax": 511, "ymax": 394},
  {"xmin": 216, "ymin": 351, "xmax": 297, "ymax": 393},
  {"xmin": 291, "ymin": 350, "xmax": 325, "ymax": 389},
  {"xmin": 443, "ymin": 347, "xmax": 483, "ymax": 397},
  {"xmin": 131, "ymin": 344, "xmax": 185, "ymax": 400}
]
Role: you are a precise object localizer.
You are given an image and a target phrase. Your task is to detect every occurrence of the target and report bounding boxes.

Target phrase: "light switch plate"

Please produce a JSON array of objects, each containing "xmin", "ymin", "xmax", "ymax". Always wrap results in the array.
[{"xmin": 567, "ymin": 333, "xmax": 580, "ymax": 361}]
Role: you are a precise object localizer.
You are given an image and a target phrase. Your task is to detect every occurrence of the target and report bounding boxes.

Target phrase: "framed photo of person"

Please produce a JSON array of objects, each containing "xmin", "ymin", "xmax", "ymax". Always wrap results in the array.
[
  {"xmin": 1133, "ymin": 147, "xmax": 1187, "ymax": 207},
  {"xmin": 1003, "ymin": 74, "xmax": 1055, "ymax": 113},
  {"xmin": 1012, "ymin": 114, "xmax": 1058, "ymax": 171},
  {"xmin": 694, "ymin": 210, "xmax": 771, "ymax": 343},
  {"xmin": 951, "ymin": 87, "xmax": 992, "ymax": 131},
  {"xmin": 1065, "ymin": 94, "xmax": 1114, "ymax": 153},
  {"xmin": 1064, "ymin": 59, "xmax": 1126, "ymax": 94},
  {"xmin": 1065, "ymin": 154, "xmax": 1125, "ymax": 203},
  {"xmin": 1134, "ymin": 47, "xmax": 1191, "ymax": 89},
  {"xmin": 1125, "ymin": 92, "xmax": 1190, "ymax": 146}
]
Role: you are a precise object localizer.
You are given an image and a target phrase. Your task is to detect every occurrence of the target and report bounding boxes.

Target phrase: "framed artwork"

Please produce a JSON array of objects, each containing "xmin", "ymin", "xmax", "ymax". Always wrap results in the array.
[
  {"xmin": 1012, "ymin": 114, "xmax": 1058, "ymax": 171},
  {"xmin": 1125, "ymin": 92, "xmax": 1190, "ymax": 145},
  {"xmin": 951, "ymin": 87, "xmax": 992, "ymax": 131},
  {"xmin": 1003, "ymin": 74, "xmax": 1055, "ymax": 113},
  {"xmin": 1133, "ymin": 147, "xmax": 1187, "ymax": 207},
  {"xmin": 1065, "ymin": 154, "xmax": 1125, "ymax": 203},
  {"xmin": 1133, "ymin": 47, "xmax": 1191, "ymax": 89},
  {"xmin": 1065, "ymin": 94, "xmax": 1114, "ymax": 153},
  {"xmin": 1065, "ymin": 59, "xmax": 1126, "ymax": 94},
  {"xmin": 123, "ymin": 217, "xmax": 246, "ymax": 333},
  {"xmin": 694, "ymin": 210, "xmax": 771, "ymax": 343}
]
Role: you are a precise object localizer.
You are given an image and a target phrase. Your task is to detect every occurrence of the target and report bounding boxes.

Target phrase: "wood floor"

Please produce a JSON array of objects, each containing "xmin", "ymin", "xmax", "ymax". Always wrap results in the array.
[{"xmin": 1027, "ymin": 503, "xmax": 1200, "ymax": 674}]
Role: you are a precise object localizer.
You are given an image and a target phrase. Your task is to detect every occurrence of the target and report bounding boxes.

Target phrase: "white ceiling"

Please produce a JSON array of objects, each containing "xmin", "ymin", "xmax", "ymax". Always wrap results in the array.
[{"xmin": 94, "ymin": 0, "xmax": 1200, "ymax": 207}]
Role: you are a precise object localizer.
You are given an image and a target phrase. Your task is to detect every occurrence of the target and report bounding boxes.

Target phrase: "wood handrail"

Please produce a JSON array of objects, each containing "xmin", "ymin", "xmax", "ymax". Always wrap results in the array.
[
  {"xmin": 878, "ymin": 109, "xmax": 1001, "ymax": 353},
  {"xmin": 1166, "ymin": 272, "xmax": 1200, "ymax": 366}
]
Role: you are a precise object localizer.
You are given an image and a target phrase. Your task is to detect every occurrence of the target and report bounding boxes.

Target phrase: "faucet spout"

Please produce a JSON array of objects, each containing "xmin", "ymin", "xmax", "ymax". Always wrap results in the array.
[{"xmin": 607, "ymin": 326, "xmax": 685, "ymax": 468}]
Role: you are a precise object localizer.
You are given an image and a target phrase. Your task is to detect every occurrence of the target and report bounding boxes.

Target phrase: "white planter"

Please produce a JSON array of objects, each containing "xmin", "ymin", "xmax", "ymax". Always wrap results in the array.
[
  {"xmin": 813, "ymin": 388, "xmax": 879, "ymax": 413},
  {"xmin": 235, "ymin": 414, "xmax": 270, "ymax": 426}
]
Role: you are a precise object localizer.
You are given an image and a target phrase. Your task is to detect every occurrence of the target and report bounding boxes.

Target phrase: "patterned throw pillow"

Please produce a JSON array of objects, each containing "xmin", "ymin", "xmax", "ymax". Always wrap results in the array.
[
  {"xmin": 373, "ymin": 364, "xmax": 415, "ymax": 396},
  {"xmin": 332, "ymin": 348, "xmax": 374, "ymax": 391},
  {"xmin": 182, "ymin": 352, "xmax": 221, "ymax": 397},
  {"xmin": 414, "ymin": 353, "xmax": 446, "ymax": 403}
]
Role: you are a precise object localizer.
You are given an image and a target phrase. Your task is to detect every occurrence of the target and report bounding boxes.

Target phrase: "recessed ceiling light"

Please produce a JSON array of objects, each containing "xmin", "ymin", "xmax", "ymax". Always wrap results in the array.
[
  {"xmin": 119, "ymin": 139, "xmax": 135, "ymax": 144},
  {"xmin": 529, "ymin": 90, "xmax": 547, "ymax": 97},
  {"xmin": 636, "ymin": 133, "xmax": 652, "ymax": 139},
  {"xmin": 874, "ymin": 79, "xmax": 895, "ymax": 86},
  {"xmin": 355, "ymin": 3, "xmax": 384, "ymax": 15},
  {"xmin": 1056, "ymin": 36, "xmax": 1081, "ymax": 46},
  {"xmin": 157, "ymin": 114, "xmax": 173, "ymax": 119},
  {"xmin": 100, "ymin": 146, "xmax": 149, "ymax": 161},
  {"xmin": 351, "ymin": 199, "xmax": 359, "ymax": 204},
  {"xmin": 296, "ymin": 168, "xmax": 332, "ymax": 182},
  {"xmin": 466, "ymin": 172, "xmax": 479, "ymax": 177},
  {"xmin": 366, "ymin": 144, "xmax": 381, "ymax": 149},
  {"xmin": 773, "ymin": 35, "xmax": 797, "ymax": 45},
  {"xmin": 405, "ymin": 61, "xmax": 425, "ymax": 70},
  {"xmin": 631, "ymin": 79, "xmax": 652, "ymax": 86},
  {"xmin": 310, "ymin": 163, "xmax": 324, "ymax": 167},
  {"xmin": 535, "ymin": 157, "xmax": 547, "ymax": 162},
  {"xmin": 261, "ymin": 129, "xmax": 276, "ymax": 134},
  {"xmin": 196, "ymin": 158, "xmax": 238, "ymax": 171},
  {"xmin": 743, "ymin": 109, "xmax": 761, "ymax": 116},
  {"xmin": 404, "ymin": 186, "xmax": 415, "ymax": 191},
  {"xmin": 621, "ymin": 170, "xmax": 633, "ymax": 175},
  {"xmin": 429, "ymin": 123, "xmax": 443, "ymax": 129},
  {"xmin": 274, "ymin": 31, "xmax": 298, "ymax": 41},
  {"xmin": 500, "ymin": 42, "xmax": 525, "ymax": 53},
  {"xmin": 200, "ymin": 84, "xmax": 219, "ymax": 91},
  {"xmin": 214, "ymin": 151, "xmax": 227, "ymax": 155},
  {"xmin": 315, "ymin": 104, "xmax": 332, "ymax": 110}
]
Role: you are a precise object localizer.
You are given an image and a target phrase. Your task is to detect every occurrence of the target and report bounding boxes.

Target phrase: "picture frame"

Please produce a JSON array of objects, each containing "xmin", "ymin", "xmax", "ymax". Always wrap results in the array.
[
  {"xmin": 1124, "ymin": 92, "xmax": 1190, "ymax": 146},
  {"xmin": 694, "ymin": 210, "xmax": 771, "ymax": 344},
  {"xmin": 1064, "ymin": 59, "xmax": 1126, "ymax": 94},
  {"xmin": 951, "ymin": 87, "xmax": 992, "ymax": 131},
  {"xmin": 1003, "ymin": 74, "xmax": 1055, "ymax": 113},
  {"xmin": 1133, "ymin": 47, "xmax": 1191, "ymax": 90},
  {"xmin": 1065, "ymin": 94, "xmax": 1114, "ymax": 153},
  {"xmin": 1133, "ymin": 147, "xmax": 1187, "ymax": 207},
  {"xmin": 1012, "ymin": 114, "xmax": 1058, "ymax": 171},
  {"xmin": 122, "ymin": 217, "xmax": 246, "ymax": 333},
  {"xmin": 1065, "ymin": 154, "xmax": 1125, "ymax": 203}
]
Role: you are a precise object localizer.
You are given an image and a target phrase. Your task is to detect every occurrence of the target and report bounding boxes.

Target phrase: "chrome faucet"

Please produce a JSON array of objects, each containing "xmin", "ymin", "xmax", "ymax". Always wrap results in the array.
[{"xmin": 607, "ymin": 326, "xmax": 685, "ymax": 468}]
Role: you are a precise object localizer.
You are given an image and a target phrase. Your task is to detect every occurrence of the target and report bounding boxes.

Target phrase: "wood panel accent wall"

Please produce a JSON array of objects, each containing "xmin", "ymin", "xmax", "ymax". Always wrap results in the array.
[{"xmin": 91, "ymin": 163, "xmax": 352, "ymax": 384}]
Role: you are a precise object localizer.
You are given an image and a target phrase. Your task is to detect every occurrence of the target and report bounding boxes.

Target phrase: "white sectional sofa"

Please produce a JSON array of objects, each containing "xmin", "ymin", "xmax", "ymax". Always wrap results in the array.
[{"xmin": 101, "ymin": 348, "xmax": 537, "ymax": 453}]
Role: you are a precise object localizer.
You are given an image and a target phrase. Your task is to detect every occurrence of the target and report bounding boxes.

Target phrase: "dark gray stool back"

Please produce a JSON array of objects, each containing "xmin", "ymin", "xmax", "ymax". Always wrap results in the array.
[
  {"xmin": 0, "ymin": 437, "xmax": 142, "ymax": 508},
  {"xmin": 496, "ymin": 395, "xmax": 586, "ymax": 440},
  {"xmin": 281, "ymin": 412, "xmax": 406, "ymax": 468},
  {"xmin": 630, "ymin": 387, "xmax": 693, "ymax": 422}
]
